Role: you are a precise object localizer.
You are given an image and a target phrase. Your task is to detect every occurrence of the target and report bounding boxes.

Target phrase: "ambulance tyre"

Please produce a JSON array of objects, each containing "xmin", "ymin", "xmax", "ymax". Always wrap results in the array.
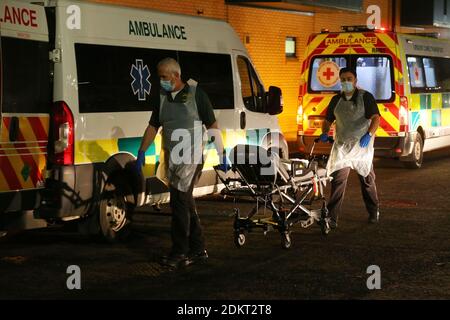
[
  {"xmin": 98, "ymin": 180, "xmax": 134, "ymax": 242},
  {"xmin": 404, "ymin": 134, "xmax": 423, "ymax": 169}
]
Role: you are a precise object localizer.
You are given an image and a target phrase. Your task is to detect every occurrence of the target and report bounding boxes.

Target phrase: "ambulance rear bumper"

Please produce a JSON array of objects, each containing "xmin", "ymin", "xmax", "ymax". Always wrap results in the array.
[{"xmin": 35, "ymin": 163, "xmax": 98, "ymax": 219}]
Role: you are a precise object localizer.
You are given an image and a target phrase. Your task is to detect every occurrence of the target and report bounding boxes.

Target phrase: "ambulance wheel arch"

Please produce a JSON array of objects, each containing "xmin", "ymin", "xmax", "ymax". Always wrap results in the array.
[
  {"xmin": 101, "ymin": 152, "xmax": 145, "ymax": 204},
  {"xmin": 261, "ymin": 132, "xmax": 289, "ymax": 160},
  {"xmin": 403, "ymin": 128, "xmax": 425, "ymax": 169},
  {"xmin": 90, "ymin": 152, "xmax": 142, "ymax": 241}
]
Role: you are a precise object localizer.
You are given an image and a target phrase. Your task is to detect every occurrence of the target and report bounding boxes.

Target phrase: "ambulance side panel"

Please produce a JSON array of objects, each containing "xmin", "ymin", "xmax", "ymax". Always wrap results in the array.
[{"xmin": 398, "ymin": 34, "xmax": 450, "ymax": 154}]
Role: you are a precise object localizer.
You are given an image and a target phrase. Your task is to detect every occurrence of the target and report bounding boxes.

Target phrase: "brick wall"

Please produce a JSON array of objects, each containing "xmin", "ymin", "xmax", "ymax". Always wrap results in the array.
[{"xmin": 227, "ymin": 5, "xmax": 314, "ymax": 142}]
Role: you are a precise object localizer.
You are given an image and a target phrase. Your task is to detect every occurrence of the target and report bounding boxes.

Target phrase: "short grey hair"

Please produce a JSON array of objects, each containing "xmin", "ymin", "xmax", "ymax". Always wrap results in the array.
[{"xmin": 157, "ymin": 57, "xmax": 181, "ymax": 76}]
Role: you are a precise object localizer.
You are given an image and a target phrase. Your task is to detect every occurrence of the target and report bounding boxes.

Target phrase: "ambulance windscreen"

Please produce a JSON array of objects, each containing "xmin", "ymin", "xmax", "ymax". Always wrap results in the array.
[
  {"xmin": 356, "ymin": 56, "xmax": 392, "ymax": 101},
  {"xmin": 309, "ymin": 55, "xmax": 394, "ymax": 101}
]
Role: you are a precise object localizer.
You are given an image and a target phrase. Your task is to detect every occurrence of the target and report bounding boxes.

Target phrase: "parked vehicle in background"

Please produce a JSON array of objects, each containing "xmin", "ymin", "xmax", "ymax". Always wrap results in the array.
[{"xmin": 297, "ymin": 26, "xmax": 450, "ymax": 169}]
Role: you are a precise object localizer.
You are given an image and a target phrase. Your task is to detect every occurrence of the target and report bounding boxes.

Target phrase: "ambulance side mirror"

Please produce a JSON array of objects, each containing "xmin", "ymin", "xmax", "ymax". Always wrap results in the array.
[{"xmin": 266, "ymin": 86, "xmax": 283, "ymax": 115}]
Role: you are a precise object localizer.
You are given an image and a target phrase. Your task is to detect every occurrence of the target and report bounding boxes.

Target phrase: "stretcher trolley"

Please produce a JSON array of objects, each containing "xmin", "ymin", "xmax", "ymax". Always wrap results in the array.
[{"xmin": 215, "ymin": 138, "xmax": 333, "ymax": 249}]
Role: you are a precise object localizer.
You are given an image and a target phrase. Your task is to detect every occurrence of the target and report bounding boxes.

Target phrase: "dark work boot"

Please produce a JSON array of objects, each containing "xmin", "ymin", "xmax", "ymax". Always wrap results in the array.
[
  {"xmin": 329, "ymin": 219, "xmax": 338, "ymax": 229},
  {"xmin": 368, "ymin": 211, "xmax": 380, "ymax": 224},
  {"xmin": 160, "ymin": 253, "xmax": 188, "ymax": 269},
  {"xmin": 186, "ymin": 250, "xmax": 208, "ymax": 266}
]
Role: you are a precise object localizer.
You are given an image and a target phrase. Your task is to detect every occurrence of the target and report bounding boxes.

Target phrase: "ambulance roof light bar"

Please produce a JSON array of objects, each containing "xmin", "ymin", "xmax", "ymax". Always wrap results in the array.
[{"xmin": 341, "ymin": 25, "xmax": 373, "ymax": 32}]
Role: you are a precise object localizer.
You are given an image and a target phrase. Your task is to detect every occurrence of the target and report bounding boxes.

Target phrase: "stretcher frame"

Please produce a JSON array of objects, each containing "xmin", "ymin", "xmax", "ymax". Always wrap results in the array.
[{"xmin": 214, "ymin": 140, "xmax": 333, "ymax": 249}]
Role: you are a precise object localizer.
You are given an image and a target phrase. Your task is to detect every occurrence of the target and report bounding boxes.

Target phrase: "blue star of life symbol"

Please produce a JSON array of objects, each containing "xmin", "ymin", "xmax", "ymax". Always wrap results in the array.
[{"xmin": 130, "ymin": 59, "xmax": 151, "ymax": 101}]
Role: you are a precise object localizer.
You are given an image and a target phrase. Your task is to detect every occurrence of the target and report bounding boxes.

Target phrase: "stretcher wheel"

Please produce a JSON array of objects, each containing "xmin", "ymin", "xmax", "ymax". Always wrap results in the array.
[
  {"xmin": 320, "ymin": 220, "xmax": 331, "ymax": 236},
  {"xmin": 281, "ymin": 231, "xmax": 292, "ymax": 249},
  {"xmin": 234, "ymin": 232, "xmax": 246, "ymax": 248}
]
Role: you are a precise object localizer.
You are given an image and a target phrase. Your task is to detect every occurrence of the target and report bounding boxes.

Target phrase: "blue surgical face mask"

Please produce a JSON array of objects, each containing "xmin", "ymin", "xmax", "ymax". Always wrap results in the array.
[
  {"xmin": 160, "ymin": 79, "xmax": 174, "ymax": 92},
  {"xmin": 341, "ymin": 81, "xmax": 354, "ymax": 93}
]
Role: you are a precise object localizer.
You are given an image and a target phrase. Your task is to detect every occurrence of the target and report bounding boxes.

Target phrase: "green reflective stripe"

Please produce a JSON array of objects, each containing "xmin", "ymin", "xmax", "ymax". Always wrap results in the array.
[
  {"xmin": 411, "ymin": 112, "xmax": 420, "ymax": 131},
  {"xmin": 118, "ymin": 137, "xmax": 156, "ymax": 156},
  {"xmin": 116, "ymin": 128, "xmax": 271, "ymax": 159},
  {"xmin": 420, "ymin": 94, "xmax": 431, "ymax": 110},
  {"xmin": 431, "ymin": 110, "xmax": 441, "ymax": 127},
  {"xmin": 443, "ymin": 93, "xmax": 450, "ymax": 109}
]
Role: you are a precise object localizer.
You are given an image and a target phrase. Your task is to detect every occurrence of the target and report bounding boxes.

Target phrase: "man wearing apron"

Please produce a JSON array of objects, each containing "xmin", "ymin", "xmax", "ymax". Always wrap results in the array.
[
  {"xmin": 136, "ymin": 58, "xmax": 228, "ymax": 268},
  {"xmin": 320, "ymin": 67, "xmax": 381, "ymax": 229}
]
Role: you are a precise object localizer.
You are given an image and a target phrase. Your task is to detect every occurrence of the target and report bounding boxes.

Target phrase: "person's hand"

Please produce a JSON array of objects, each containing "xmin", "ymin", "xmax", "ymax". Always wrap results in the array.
[
  {"xmin": 319, "ymin": 133, "xmax": 329, "ymax": 143},
  {"xmin": 135, "ymin": 150, "xmax": 145, "ymax": 174},
  {"xmin": 359, "ymin": 133, "xmax": 372, "ymax": 148},
  {"xmin": 218, "ymin": 154, "xmax": 231, "ymax": 173}
]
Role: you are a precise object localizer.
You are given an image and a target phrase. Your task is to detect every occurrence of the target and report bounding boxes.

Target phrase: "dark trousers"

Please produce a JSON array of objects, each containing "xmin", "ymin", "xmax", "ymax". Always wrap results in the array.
[
  {"xmin": 169, "ymin": 165, "xmax": 205, "ymax": 255},
  {"xmin": 327, "ymin": 166, "xmax": 379, "ymax": 223}
]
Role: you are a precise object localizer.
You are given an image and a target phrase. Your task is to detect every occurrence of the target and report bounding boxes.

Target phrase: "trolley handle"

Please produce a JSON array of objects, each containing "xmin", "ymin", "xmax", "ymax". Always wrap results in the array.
[
  {"xmin": 313, "ymin": 137, "xmax": 335, "ymax": 144},
  {"xmin": 213, "ymin": 165, "xmax": 239, "ymax": 185},
  {"xmin": 310, "ymin": 137, "xmax": 334, "ymax": 157}
]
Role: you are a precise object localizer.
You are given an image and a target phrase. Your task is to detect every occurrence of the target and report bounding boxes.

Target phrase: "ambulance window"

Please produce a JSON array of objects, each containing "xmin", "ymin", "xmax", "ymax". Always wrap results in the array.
[
  {"xmin": 76, "ymin": 43, "xmax": 172, "ymax": 113},
  {"xmin": 433, "ymin": 57, "xmax": 450, "ymax": 92},
  {"xmin": 1, "ymin": 37, "xmax": 51, "ymax": 113},
  {"xmin": 309, "ymin": 56, "xmax": 347, "ymax": 92},
  {"xmin": 355, "ymin": 56, "xmax": 393, "ymax": 101},
  {"xmin": 407, "ymin": 57, "xmax": 425, "ymax": 89},
  {"xmin": 178, "ymin": 52, "xmax": 234, "ymax": 109},
  {"xmin": 423, "ymin": 58, "xmax": 437, "ymax": 88},
  {"xmin": 237, "ymin": 56, "xmax": 265, "ymax": 113}
]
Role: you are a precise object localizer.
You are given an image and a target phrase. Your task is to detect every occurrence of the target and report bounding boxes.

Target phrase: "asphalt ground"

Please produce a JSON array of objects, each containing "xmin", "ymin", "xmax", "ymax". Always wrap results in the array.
[{"xmin": 1, "ymin": 148, "xmax": 449, "ymax": 300}]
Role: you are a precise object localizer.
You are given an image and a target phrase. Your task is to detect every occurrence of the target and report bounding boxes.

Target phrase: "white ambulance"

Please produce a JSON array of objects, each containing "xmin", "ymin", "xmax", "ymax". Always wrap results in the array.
[{"xmin": 0, "ymin": 0, "xmax": 286, "ymax": 240}]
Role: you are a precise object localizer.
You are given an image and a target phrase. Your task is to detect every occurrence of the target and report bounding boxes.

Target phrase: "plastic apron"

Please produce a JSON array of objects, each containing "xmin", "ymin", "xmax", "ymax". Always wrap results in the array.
[
  {"xmin": 159, "ymin": 83, "xmax": 205, "ymax": 192},
  {"xmin": 326, "ymin": 89, "xmax": 374, "ymax": 178}
]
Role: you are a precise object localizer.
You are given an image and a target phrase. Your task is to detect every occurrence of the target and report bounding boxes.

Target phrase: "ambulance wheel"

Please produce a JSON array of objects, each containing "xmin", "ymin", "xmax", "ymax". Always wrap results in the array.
[
  {"xmin": 281, "ymin": 231, "xmax": 292, "ymax": 249},
  {"xmin": 0, "ymin": 231, "xmax": 8, "ymax": 240},
  {"xmin": 99, "ymin": 181, "xmax": 133, "ymax": 242},
  {"xmin": 234, "ymin": 232, "xmax": 246, "ymax": 248},
  {"xmin": 404, "ymin": 134, "xmax": 423, "ymax": 169}
]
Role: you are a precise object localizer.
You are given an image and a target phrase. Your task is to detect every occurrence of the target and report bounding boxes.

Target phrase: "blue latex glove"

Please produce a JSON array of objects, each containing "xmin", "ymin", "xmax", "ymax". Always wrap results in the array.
[
  {"xmin": 319, "ymin": 133, "xmax": 329, "ymax": 143},
  {"xmin": 359, "ymin": 133, "xmax": 372, "ymax": 148},
  {"xmin": 218, "ymin": 154, "xmax": 231, "ymax": 173},
  {"xmin": 135, "ymin": 150, "xmax": 145, "ymax": 174}
]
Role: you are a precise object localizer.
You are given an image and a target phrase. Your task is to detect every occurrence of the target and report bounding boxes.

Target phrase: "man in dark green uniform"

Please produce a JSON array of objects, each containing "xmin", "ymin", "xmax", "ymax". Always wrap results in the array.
[{"xmin": 136, "ymin": 58, "xmax": 228, "ymax": 268}]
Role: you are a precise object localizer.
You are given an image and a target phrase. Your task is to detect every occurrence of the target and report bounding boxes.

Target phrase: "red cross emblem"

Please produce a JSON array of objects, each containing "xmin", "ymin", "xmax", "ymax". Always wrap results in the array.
[
  {"xmin": 317, "ymin": 61, "xmax": 339, "ymax": 88},
  {"xmin": 323, "ymin": 68, "xmax": 335, "ymax": 80}
]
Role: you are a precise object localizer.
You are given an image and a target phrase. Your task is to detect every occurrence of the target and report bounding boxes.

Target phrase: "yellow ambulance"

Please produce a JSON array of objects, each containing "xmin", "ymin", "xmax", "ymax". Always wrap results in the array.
[{"xmin": 297, "ymin": 26, "xmax": 450, "ymax": 168}]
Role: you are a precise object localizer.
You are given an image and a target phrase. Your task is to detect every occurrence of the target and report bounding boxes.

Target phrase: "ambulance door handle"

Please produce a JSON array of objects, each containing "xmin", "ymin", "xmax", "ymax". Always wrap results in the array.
[
  {"xmin": 240, "ymin": 111, "xmax": 246, "ymax": 129},
  {"xmin": 9, "ymin": 116, "xmax": 19, "ymax": 142}
]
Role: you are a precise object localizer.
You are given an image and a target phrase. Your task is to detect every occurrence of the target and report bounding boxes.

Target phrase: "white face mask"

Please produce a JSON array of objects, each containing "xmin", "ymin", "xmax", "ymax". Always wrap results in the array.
[{"xmin": 341, "ymin": 81, "xmax": 354, "ymax": 93}]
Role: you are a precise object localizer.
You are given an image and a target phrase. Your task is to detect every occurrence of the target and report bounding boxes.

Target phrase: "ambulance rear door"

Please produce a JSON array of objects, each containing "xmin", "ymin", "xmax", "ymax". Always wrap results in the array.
[{"xmin": 0, "ymin": 0, "xmax": 51, "ymax": 212}]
